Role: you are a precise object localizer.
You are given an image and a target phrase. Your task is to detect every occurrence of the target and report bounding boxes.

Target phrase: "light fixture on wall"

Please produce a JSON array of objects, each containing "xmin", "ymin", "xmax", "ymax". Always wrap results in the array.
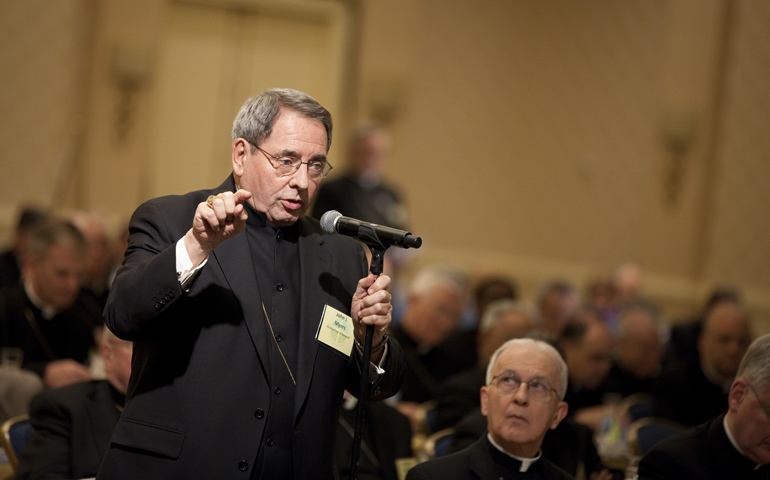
[
  {"xmin": 661, "ymin": 106, "xmax": 697, "ymax": 206},
  {"xmin": 110, "ymin": 44, "xmax": 152, "ymax": 142}
]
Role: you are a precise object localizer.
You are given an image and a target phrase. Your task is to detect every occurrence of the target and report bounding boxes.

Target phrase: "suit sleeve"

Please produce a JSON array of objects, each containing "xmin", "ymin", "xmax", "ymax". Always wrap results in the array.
[
  {"xmin": 104, "ymin": 199, "xmax": 188, "ymax": 341},
  {"xmin": 637, "ymin": 448, "xmax": 685, "ymax": 480}
]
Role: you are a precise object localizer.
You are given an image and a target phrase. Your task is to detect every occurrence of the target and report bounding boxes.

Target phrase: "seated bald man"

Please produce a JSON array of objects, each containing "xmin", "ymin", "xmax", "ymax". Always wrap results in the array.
[{"xmin": 406, "ymin": 338, "xmax": 574, "ymax": 480}]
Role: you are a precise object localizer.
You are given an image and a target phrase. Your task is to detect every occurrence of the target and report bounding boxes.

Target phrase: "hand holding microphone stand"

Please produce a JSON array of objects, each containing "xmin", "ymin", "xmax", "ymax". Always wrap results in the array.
[{"xmin": 320, "ymin": 211, "xmax": 422, "ymax": 480}]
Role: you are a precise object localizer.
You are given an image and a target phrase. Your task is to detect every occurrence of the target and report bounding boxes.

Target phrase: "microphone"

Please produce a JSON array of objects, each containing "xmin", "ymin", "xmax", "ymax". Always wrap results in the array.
[{"xmin": 320, "ymin": 210, "xmax": 422, "ymax": 249}]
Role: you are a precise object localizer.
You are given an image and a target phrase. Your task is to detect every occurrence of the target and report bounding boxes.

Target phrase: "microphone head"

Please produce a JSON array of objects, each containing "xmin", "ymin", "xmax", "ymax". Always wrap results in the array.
[{"xmin": 320, "ymin": 210, "xmax": 342, "ymax": 234}]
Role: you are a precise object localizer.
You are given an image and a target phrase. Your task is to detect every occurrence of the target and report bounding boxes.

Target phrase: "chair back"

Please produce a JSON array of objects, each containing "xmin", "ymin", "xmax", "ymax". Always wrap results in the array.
[
  {"xmin": 626, "ymin": 417, "xmax": 687, "ymax": 456},
  {"xmin": 1, "ymin": 414, "xmax": 33, "ymax": 471},
  {"xmin": 620, "ymin": 393, "xmax": 654, "ymax": 422},
  {"xmin": 413, "ymin": 400, "xmax": 439, "ymax": 436},
  {"xmin": 418, "ymin": 428, "xmax": 455, "ymax": 462}
]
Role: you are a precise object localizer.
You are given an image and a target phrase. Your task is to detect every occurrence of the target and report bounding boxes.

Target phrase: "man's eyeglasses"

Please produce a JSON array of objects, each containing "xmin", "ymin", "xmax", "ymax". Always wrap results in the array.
[
  {"xmin": 490, "ymin": 370, "xmax": 558, "ymax": 401},
  {"xmin": 254, "ymin": 145, "xmax": 332, "ymax": 180}
]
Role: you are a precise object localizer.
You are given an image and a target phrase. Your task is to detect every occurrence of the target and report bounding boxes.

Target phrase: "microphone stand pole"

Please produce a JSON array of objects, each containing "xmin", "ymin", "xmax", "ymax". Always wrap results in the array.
[{"xmin": 349, "ymin": 225, "xmax": 388, "ymax": 480}]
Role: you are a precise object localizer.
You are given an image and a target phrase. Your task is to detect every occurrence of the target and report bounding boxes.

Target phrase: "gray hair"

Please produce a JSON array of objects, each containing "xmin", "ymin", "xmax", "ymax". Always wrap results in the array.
[
  {"xmin": 27, "ymin": 219, "xmax": 88, "ymax": 258},
  {"xmin": 408, "ymin": 265, "xmax": 466, "ymax": 299},
  {"xmin": 479, "ymin": 299, "xmax": 541, "ymax": 334},
  {"xmin": 486, "ymin": 337, "xmax": 569, "ymax": 400},
  {"xmin": 232, "ymin": 88, "xmax": 333, "ymax": 152},
  {"xmin": 736, "ymin": 334, "xmax": 770, "ymax": 389}
]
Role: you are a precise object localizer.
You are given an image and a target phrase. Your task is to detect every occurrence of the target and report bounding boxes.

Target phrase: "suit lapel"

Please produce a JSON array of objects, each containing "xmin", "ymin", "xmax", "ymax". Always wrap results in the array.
[
  {"xmin": 210, "ymin": 219, "xmax": 272, "ymax": 376},
  {"xmin": 294, "ymin": 219, "xmax": 329, "ymax": 413}
]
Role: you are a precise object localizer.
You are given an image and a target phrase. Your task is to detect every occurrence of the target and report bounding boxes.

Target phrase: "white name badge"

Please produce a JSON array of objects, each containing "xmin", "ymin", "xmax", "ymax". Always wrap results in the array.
[{"xmin": 316, "ymin": 305, "xmax": 355, "ymax": 357}]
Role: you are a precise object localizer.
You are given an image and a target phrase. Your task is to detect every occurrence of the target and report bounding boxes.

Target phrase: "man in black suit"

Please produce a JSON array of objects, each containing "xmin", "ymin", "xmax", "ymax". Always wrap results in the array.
[
  {"xmin": 0, "ymin": 207, "xmax": 47, "ymax": 289},
  {"xmin": 16, "ymin": 328, "xmax": 132, "ymax": 480},
  {"xmin": 652, "ymin": 299, "xmax": 751, "ymax": 427},
  {"xmin": 406, "ymin": 338, "xmax": 575, "ymax": 479},
  {"xmin": 0, "ymin": 219, "xmax": 99, "ymax": 389},
  {"xmin": 311, "ymin": 122, "xmax": 407, "ymax": 231},
  {"xmin": 98, "ymin": 89, "xmax": 405, "ymax": 480},
  {"xmin": 638, "ymin": 333, "xmax": 770, "ymax": 479}
]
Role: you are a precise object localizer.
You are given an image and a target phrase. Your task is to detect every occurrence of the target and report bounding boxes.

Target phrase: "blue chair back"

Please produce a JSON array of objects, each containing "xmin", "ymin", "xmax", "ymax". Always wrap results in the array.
[
  {"xmin": 634, "ymin": 420, "xmax": 687, "ymax": 455},
  {"xmin": 1, "ymin": 414, "xmax": 34, "ymax": 471}
]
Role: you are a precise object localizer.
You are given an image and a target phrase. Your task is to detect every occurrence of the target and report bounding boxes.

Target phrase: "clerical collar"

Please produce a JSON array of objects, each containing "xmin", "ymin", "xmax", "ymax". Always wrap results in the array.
[
  {"xmin": 487, "ymin": 433, "xmax": 542, "ymax": 472},
  {"xmin": 245, "ymin": 203, "xmax": 269, "ymax": 227},
  {"xmin": 723, "ymin": 414, "xmax": 766, "ymax": 471},
  {"xmin": 24, "ymin": 280, "xmax": 57, "ymax": 320},
  {"xmin": 243, "ymin": 203, "xmax": 300, "ymax": 239}
]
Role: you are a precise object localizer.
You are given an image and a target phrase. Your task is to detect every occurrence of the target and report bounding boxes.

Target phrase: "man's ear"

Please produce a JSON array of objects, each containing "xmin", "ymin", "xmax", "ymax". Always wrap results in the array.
[
  {"xmin": 550, "ymin": 401, "xmax": 569, "ymax": 430},
  {"xmin": 480, "ymin": 386, "xmax": 489, "ymax": 417},
  {"xmin": 728, "ymin": 379, "xmax": 749, "ymax": 413},
  {"xmin": 232, "ymin": 139, "xmax": 249, "ymax": 176}
]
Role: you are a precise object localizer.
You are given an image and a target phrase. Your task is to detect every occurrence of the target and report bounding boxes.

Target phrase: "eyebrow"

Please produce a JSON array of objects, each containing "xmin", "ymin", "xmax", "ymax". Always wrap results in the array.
[{"xmin": 279, "ymin": 149, "xmax": 327, "ymax": 162}]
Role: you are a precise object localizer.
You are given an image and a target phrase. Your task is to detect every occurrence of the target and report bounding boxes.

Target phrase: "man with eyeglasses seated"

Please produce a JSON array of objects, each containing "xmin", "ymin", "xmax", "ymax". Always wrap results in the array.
[
  {"xmin": 406, "ymin": 337, "xmax": 576, "ymax": 479},
  {"xmin": 637, "ymin": 333, "xmax": 770, "ymax": 480}
]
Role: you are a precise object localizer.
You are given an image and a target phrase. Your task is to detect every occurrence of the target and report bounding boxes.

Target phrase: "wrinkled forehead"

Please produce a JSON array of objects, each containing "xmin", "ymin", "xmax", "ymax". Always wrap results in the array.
[{"xmin": 493, "ymin": 345, "xmax": 559, "ymax": 381}]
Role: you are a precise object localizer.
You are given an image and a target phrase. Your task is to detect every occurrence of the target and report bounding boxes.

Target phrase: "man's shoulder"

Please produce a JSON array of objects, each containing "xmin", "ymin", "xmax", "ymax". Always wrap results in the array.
[
  {"xmin": 31, "ymin": 380, "xmax": 110, "ymax": 411},
  {"xmin": 406, "ymin": 448, "xmax": 474, "ymax": 479}
]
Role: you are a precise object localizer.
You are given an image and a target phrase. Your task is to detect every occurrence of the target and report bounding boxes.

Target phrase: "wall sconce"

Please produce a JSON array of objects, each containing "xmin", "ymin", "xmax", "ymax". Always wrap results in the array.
[
  {"xmin": 661, "ymin": 107, "xmax": 697, "ymax": 206},
  {"xmin": 110, "ymin": 44, "xmax": 152, "ymax": 142}
]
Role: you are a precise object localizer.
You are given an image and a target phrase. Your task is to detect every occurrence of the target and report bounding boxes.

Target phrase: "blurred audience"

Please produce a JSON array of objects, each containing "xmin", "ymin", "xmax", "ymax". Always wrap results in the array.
[
  {"xmin": 440, "ymin": 274, "xmax": 518, "ymax": 374},
  {"xmin": 0, "ymin": 207, "xmax": 48, "ymax": 289},
  {"xmin": 0, "ymin": 219, "xmax": 99, "ymax": 389},
  {"xmin": 664, "ymin": 287, "xmax": 742, "ymax": 368},
  {"xmin": 71, "ymin": 210, "xmax": 117, "ymax": 310},
  {"xmin": 0, "ymin": 367, "xmax": 43, "ymax": 423},
  {"xmin": 559, "ymin": 311, "xmax": 615, "ymax": 431},
  {"xmin": 312, "ymin": 122, "xmax": 408, "ymax": 230},
  {"xmin": 601, "ymin": 303, "xmax": 663, "ymax": 398},
  {"xmin": 653, "ymin": 298, "xmax": 751, "ymax": 427},
  {"xmin": 638, "ymin": 333, "xmax": 770, "ymax": 479},
  {"xmin": 434, "ymin": 299, "xmax": 536, "ymax": 431},
  {"xmin": 390, "ymin": 266, "xmax": 467, "ymax": 418},
  {"xmin": 536, "ymin": 280, "xmax": 581, "ymax": 336},
  {"xmin": 15, "ymin": 327, "xmax": 132, "ymax": 480}
]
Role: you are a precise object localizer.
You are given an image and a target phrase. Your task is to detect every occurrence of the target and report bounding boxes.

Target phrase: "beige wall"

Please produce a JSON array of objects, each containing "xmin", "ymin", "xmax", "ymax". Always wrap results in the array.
[{"xmin": 1, "ymin": 0, "xmax": 768, "ymax": 328}]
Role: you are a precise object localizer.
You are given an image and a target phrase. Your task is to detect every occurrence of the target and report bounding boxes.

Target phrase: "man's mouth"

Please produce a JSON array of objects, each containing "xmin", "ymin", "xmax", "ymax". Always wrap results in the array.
[{"xmin": 282, "ymin": 199, "xmax": 303, "ymax": 210}]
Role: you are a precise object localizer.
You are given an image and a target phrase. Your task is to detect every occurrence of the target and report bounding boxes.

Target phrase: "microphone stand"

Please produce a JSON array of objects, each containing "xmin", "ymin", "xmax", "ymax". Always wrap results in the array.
[{"xmin": 349, "ymin": 225, "xmax": 388, "ymax": 480}]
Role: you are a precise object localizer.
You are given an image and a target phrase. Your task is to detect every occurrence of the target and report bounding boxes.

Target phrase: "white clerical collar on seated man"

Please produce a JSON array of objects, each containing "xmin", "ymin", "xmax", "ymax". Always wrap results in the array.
[
  {"xmin": 487, "ymin": 433, "xmax": 542, "ymax": 472},
  {"xmin": 24, "ymin": 280, "xmax": 57, "ymax": 320},
  {"xmin": 723, "ymin": 415, "xmax": 764, "ymax": 470}
]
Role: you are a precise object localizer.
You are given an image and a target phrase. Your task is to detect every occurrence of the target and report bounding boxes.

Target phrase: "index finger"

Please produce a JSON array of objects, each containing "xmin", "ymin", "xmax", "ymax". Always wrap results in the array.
[
  {"xmin": 234, "ymin": 189, "xmax": 252, "ymax": 205},
  {"xmin": 367, "ymin": 273, "xmax": 391, "ymax": 294}
]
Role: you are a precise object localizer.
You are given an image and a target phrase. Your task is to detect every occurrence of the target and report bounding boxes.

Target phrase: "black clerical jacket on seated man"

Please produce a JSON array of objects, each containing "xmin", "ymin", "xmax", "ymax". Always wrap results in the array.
[{"xmin": 406, "ymin": 435, "xmax": 574, "ymax": 480}]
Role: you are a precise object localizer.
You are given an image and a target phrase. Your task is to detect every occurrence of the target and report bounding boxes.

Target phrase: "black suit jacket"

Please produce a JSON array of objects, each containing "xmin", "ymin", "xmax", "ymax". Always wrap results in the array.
[
  {"xmin": 637, "ymin": 413, "xmax": 770, "ymax": 479},
  {"xmin": 652, "ymin": 359, "xmax": 728, "ymax": 427},
  {"xmin": 16, "ymin": 380, "xmax": 121, "ymax": 480},
  {"xmin": 450, "ymin": 410, "xmax": 605, "ymax": 478},
  {"xmin": 406, "ymin": 436, "xmax": 574, "ymax": 480},
  {"xmin": 0, "ymin": 285, "xmax": 97, "ymax": 377},
  {"xmin": 98, "ymin": 176, "xmax": 405, "ymax": 480}
]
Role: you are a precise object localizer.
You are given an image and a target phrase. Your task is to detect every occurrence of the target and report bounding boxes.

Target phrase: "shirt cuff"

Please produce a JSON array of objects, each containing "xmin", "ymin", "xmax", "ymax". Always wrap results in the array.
[{"xmin": 176, "ymin": 237, "xmax": 207, "ymax": 290}]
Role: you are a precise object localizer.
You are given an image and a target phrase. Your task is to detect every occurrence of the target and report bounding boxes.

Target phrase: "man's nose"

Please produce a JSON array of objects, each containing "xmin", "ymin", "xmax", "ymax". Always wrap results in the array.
[
  {"xmin": 290, "ymin": 164, "xmax": 310, "ymax": 189},
  {"xmin": 513, "ymin": 382, "xmax": 530, "ymax": 404}
]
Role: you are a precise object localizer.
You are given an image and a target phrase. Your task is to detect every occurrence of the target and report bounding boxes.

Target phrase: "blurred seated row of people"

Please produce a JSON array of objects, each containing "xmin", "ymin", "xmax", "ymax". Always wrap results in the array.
[
  {"xmin": 0, "ymin": 219, "xmax": 100, "ymax": 391},
  {"xmin": 15, "ymin": 327, "xmax": 132, "ymax": 480}
]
